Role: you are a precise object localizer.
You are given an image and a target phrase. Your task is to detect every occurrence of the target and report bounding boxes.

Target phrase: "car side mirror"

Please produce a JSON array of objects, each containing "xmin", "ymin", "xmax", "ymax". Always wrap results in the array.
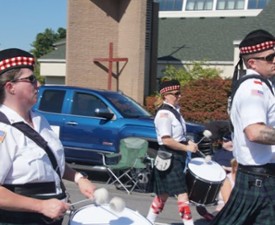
[{"xmin": 95, "ymin": 108, "xmax": 114, "ymax": 120}]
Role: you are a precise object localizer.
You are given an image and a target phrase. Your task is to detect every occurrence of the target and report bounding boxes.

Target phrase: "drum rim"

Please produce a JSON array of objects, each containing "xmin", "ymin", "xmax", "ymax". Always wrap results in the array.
[
  {"xmin": 69, "ymin": 204, "xmax": 153, "ymax": 224},
  {"xmin": 186, "ymin": 169, "xmax": 226, "ymax": 184},
  {"xmin": 187, "ymin": 157, "xmax": 226, "ymax": 182}
]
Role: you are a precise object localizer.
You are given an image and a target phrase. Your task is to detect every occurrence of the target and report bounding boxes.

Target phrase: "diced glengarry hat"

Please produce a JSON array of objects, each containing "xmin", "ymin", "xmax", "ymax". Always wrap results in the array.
[
  {"xmin": 0, "ymin": 48, "xmax": 35, "ymax": 75},
  {"xmin": 239, "ymin": 29, "xmax": 275, "ymax": 55},
  {"xmin": 159, "ymin": 79, "xmax": 181, "ymax": 95}
]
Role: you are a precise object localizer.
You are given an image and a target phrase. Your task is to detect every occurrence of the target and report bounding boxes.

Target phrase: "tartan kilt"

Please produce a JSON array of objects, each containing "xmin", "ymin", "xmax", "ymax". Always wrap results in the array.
[
  {"xmin": 210, "ymin": 169, "xmax": 275, "ymax": 225},
  {"xmin": 153, "ymin": 152, "xmax": 188, "ymax": 196}
]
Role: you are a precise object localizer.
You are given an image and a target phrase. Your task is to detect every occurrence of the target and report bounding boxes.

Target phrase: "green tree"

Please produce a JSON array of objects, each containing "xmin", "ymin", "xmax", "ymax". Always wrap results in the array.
[
  {"xmin": 30, "ymin": 28, "xmax": 66, "ymax": 83},
  {"xmin": 162, "ymin": 62, "xmax": 221, "ymax": 86},
  {"xmin": 31, "ymin": 28, "xmax": 66, "ymax": 58}
]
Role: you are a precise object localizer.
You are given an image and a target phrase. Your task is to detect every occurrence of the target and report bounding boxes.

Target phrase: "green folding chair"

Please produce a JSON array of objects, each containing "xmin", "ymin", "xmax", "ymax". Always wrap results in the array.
[{"xmin": 102, "ymin": 137, "xmax": 149, "ymax": 194}]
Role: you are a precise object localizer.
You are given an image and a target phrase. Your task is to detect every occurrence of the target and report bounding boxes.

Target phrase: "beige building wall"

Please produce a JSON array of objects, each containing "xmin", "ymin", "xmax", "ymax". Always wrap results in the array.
[
  {"xmin": 66, "ymin": 0, "xmax": 155, "ymax": 104},
  {"xmin": 39, "ymin": 61, "xmax": 66, "ymax": 84},
  {"xmin": 40, "ymin": 62, "xmax": 66, "ymax": 77}
]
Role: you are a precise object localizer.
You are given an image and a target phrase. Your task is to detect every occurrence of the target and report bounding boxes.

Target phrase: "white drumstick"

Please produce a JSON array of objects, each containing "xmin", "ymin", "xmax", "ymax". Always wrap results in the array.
[
  {"xmin": 109, "ymin": 196, "xmax": 126, "ymax": 213},
  {"xmin": 94, "ymin": 187, "xmax": 109, "ymax": 205},
  {"xmin": 196, "ymin": 130, "xmax": 212, "ymax": 163},
  {"xmin": 197, "ymin": 130, "xmax": 212, "ymax": 145},
  {"xmin": 194, "ymin": 149, "xmax": 212, "ymax": 163},
  {"xmin": 70, "ymin": 187, "xmax": 109, "ymax": 206},
  {"xmin": 203, "ymin": 130, "xmax": 212, "ymax": 139},
  {"xmin": 205, "ymin": 155, "xmax": 212, "ymax": 163}
]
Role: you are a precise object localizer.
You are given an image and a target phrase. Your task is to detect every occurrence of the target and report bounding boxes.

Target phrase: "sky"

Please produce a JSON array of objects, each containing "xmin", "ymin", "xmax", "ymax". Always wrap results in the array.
[{"xmin": 0, "ymin": 0, "xmax": 67, "ymax": 52}]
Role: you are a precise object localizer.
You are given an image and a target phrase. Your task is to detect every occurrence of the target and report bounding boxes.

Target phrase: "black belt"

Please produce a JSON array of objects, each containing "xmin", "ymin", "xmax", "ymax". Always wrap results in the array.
[
  {"xmin": 0, "ymin": 210, "xmax": 63, "ymax": 224},
  {"xmin": 0, "ymin": 182, "xmax": 66, "ymax": 224},
  {"xmin": 238, "ymin": 164, "xmax": 275, "ymax": 178},
  {"xmin": 3, "ymin": 181, "xmax": 56, "ymax": 196}
]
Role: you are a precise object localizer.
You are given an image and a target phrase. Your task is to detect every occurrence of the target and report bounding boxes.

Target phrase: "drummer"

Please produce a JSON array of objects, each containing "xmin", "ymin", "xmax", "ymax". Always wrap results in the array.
[
  {"xmin": 146, "ymin": 79, "xmax": 198, "ymax": 225},
  {"xmin": 0, "ymin": 48, "xmax": 96, "ymax": 225}
]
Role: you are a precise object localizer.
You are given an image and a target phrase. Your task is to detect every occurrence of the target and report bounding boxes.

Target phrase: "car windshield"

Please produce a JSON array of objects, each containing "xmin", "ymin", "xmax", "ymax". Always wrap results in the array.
[{"xmin": 102, "ymin": 92, "xmax": 152, "ymax": 118}]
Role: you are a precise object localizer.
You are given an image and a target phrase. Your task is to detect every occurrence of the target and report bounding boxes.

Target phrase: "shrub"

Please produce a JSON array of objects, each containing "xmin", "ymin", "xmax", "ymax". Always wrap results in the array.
[{"xmin": 180, "ymin": 77, "xmax": 231, "ymax": 123}]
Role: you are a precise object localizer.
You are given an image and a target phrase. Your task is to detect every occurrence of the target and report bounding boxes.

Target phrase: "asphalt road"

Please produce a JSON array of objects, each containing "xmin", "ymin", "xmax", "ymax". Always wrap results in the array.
[{"xmin": 63, "ymin": 168, "xmax": 218, "ymax": 225}]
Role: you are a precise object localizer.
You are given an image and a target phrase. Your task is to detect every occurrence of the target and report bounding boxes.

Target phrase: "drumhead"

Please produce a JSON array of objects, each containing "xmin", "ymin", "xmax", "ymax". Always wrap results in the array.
[
  {"xmin": 70, "ymin": 204, "xmax": 152, "ymax": 225},
  {"xmin": 188, "ymin": 157, "xmax": 226, "ymax": 182}
]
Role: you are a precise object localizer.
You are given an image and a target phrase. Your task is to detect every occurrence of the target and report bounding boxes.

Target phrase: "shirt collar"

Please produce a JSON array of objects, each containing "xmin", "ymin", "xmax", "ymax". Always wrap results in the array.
[
  {"xmin": 246, "ymin": 69, "xmax": 260, "ymax": 76},
  {"xmin": 0, "ymin": 104, "xmax": 32, "ymax": 124},
  {"xmin": 163, "ymin": 101, "xmax": 180, "ymax": 111}
]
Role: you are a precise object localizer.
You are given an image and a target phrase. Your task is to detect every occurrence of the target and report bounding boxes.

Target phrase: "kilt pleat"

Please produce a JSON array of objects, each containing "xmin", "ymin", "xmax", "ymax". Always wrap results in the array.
[
  {"xmin": 211, "ymin": 169, "xmax": 275, "ymax": 225},
  {"xmin": 153, "ymin": 153, "xmax": 188, "ymax": 196}
]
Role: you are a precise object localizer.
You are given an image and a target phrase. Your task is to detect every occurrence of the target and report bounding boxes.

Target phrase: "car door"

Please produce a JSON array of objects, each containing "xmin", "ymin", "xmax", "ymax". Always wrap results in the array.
[{"xmin": 62, "ymin": 90, "xmax": 120, "ymax": 165}]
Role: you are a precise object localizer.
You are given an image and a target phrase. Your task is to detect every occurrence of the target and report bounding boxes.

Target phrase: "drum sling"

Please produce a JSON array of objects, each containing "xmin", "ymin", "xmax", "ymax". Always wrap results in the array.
[{"xmin": 0, "ymin": 111, "xmax": 66, "ymax": 224}]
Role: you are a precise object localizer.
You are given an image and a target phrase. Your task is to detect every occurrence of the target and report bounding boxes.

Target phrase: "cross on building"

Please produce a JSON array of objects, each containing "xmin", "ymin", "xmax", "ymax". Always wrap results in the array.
[{"xmin": 93, "ymin": 42, "xmax": 128, "ymax": 90}]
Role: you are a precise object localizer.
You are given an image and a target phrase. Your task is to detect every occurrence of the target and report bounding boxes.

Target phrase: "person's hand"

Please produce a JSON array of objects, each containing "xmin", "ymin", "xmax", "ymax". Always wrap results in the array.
[
  {"xmin": 187, "ymin": 141, "xmax": 198, "ymax": 153},
  {"xmin": 77, "ymin": 178, "xmax": 97, "ymax": 199},
  {"xmin": 222, "ymin": 166, "xmax": 232, "ymax": 172},
  {"xmin": 40, "ymin": 198, "xmax": 69, "ymax": 220}
]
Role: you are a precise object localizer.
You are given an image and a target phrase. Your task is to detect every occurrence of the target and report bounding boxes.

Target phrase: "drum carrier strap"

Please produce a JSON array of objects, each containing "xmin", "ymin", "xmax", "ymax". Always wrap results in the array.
[{"xmin": 0, "ymin": 111, "xmax": 66, "ymax": 196}]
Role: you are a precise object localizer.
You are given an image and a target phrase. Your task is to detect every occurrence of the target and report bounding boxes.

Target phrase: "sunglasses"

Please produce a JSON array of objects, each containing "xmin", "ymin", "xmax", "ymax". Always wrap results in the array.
[
  {"xmin": 12, "ymin": 74, "xmax": 37, "ymax": 84},
  {"xmin": 167, "ymin": 91, "xmax": 181, "ymax": 97},
  {"xmin": 250, "ymin": 52, "xmax": 275, "ymax": 62}
]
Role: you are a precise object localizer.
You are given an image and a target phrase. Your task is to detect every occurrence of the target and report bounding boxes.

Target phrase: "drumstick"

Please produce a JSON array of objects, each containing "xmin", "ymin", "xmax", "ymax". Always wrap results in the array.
[
  {"xmin": 93, "ymin": 187, "xmax": 109, "ymax": 205},
  {"xmin": 197, "ymin": 130, "xmax": 212, "ymax": 145},
  {"xmin": 70, "ymin": 187, "xmax": 109, "ymax": 207},
  {"xmin": 109, "ymin": 196, "xmax": 126, "ymax": 213},
  {"xmin": 69, "ymin": 188, "xmax": 126, "ymax": 213},
  {"xmin": 195, "ymin": 130, "xmax": 212, "ymax": 163},
  {"xmin": 197, "ymin": 149, "xmax": 212, "ymax": 163}
]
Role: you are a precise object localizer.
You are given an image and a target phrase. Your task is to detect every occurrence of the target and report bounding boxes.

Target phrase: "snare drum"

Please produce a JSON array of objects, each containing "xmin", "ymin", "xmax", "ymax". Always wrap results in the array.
[
  {"xmin": 69, "ymin": 204, "xmax": 152, "ymax": 225},
  {"xmin": 186, "ymin": 157, "xmax": 226, "ymax": 205}
]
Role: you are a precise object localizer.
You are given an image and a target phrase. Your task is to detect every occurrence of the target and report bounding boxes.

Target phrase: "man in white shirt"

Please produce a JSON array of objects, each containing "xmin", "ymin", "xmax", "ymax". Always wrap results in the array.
[{"xmin": 211, "ymin": 29, "xmax": 275, "ymax": 225}]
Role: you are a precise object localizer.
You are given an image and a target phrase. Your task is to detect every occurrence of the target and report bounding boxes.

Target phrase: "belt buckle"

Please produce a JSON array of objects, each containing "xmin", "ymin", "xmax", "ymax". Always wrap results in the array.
[{"xmin": 255, "ymin": 179, "xmax": 262, "ymax": 187}]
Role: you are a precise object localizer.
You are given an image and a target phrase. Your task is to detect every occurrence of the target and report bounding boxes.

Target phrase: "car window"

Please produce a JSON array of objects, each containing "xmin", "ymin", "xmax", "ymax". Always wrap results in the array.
[
  {"xmin": 71, "ymin": 92, "xmax": 107, "ymax": 117},
  {"xmin": 102, "ymin": 92, "xmax": 151, "ymax": 118},
  {"xmin": 39, "ymin": 90, "xmax": 65, "ymax": 113}
]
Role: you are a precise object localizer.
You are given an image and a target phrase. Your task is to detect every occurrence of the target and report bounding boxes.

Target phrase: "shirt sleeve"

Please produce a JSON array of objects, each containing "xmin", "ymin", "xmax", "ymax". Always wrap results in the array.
[
  {"xmin": 236, "ymin": 79, "xmax": 268, "ymax": 130},
  {"xmin": 154, "ymin": 109, "xmax": 173, "ymax": 138},
  {"xmin": 0, "ymin": 125, "xmax": 17, "ymax": 184}
]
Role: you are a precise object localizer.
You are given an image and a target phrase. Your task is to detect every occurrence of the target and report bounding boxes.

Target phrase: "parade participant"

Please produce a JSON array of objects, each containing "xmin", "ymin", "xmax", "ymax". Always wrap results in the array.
[
  {"xmin": 146, "ymin": 79, "xmax": 198, "ymax": 225},
  {"xmin": 217, "ymin": 158, "xmax": 237, "ymax": 211},
  {"xmin": 211, "ymin": 29, "xmax": 275, "ymax": 225},
  {"xmin": 0, "ymin": 48, "xmax": 96, "ymax": 225},
  {"xmin": 213, "ymin": 134, "xmax": 234, "ymax": 173}
]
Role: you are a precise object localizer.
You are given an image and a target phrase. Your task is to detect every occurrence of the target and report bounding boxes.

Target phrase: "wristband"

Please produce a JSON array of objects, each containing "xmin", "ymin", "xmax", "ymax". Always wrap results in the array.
[{"xmin": 74, "ymin": 172, "xmax": 88, "ymax": 184}]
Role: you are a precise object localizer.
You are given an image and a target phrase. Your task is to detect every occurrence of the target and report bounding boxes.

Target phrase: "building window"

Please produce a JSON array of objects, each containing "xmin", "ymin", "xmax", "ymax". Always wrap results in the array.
[
  {"xmin": 158, "ymin": 0, "xmax": 183, "ymax": 11},
  {"xmin": 216, "ymin": 0, "xmax": 244, "ymax": 10},
  {"xmin": 248, "ymin": 0, "xmax": 270, "ymax": 9},
  {"xmin": 186, "ymin": 0, "xmax": 213, "ymax": 11}
]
